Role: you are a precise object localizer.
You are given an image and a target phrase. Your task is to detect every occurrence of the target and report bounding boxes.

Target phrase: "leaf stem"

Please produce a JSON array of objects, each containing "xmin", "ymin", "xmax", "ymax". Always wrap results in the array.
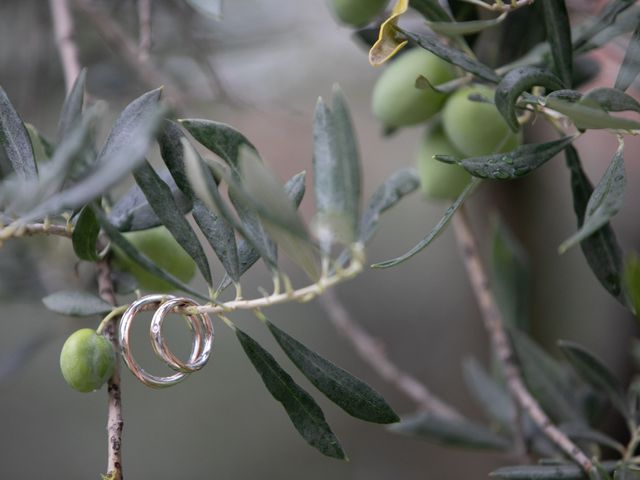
[{"xmin": 451, "ymin": 205, "xmax": 593, "ymax": 473}]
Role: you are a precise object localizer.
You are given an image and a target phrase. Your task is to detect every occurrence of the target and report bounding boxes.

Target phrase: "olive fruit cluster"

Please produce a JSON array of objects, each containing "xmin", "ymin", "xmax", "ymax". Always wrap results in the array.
[
  {"xmin": 112, "ymin": 226, "xmax": 196, "ymax": 293},
  {"xmin": 60, "ymin": 329, "xmax": 116, "ymax": 393},
  {"xmin": 371, "ymin": 50, "xmax": 521, "ymax": 199}
]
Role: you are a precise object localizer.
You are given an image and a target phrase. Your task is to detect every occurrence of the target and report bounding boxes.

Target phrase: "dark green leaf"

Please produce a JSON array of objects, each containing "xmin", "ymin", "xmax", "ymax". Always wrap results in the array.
[
  {"xmin": 22, "ymin": 95, "xmax": 165, "ymax": 222},
  {"xmin": 235, "ymin": 327, "xmax": 346, "ymax": 459},
  {"xmin": 133, "ymin": 161, "xmax": 212, "ymax": 286},
  {"xmin": 217, "ymin": 171, "xmax": 306, "ymax": 293},
  {"xmin": 94, "ymin": 207, "xmax": 207, "ymax": 300},
  {"xmin": 491, "ymin": 462, "xmax": 617, "ymax": 479},
  {"xmin": 426, "ymin": 13, "xmax": 506, "ymax": 37},
  {"xmin": 372, "ymin": 177, "xmax": 481, "ymax": 268},
  {"xmin": 25, "ymin": 124, "xmax": 49, "ymax": 164},
  {"xmin": 582, "ymin": 88, "xmax": 640, "ymax": 114},
  {"xmin": 624, "ymin": 253, "xmax": 640, "ymax": 318},
  {"xmin": 615, "ymin": 24, "xmax": 640, "ymax": 91},
  {"xmin": 408, "ymin": 0, "xmax": 450, "ymax": 22},
  {"xmin": 72, "ymin": 206, "xmax": 100, "ymax": 262},
  {"xmin": 510, "ymin": 330, "xmax": 582, "ymax": 423},
  {"xmin": 400, "ymin": 30, "xmax": 500, "ymax": 82},
  {"xmin": 266, "ymin": 319, "xmax": 399, "ymax": 424},
  {"xmin": 108, "ymin": 168, "xmax": 191, "ymax": 232},
  {"xmin": 179, "ymin": 119, "xmax": 255, "ymax": 174},
  {"xmin": 451, "ymin": 136, "xmax": 575, "ymax": 180},
  {"xmin": 390, "ymin": 412, "xmax": 511, "ymax": 451},
  {"xmin": 157, "ymin": 120, "xmax": 196, "ymax": 198},
  {"xmin": 546, "ymin": 96, "xmax": 640, "ymax": 130},
  {"xmin": 490, "ymin": 217, "xmax": 530, "ymax": 331},
  {"xmin": 358, "ymin": 168, "xmax": 420, "ymax": 245},
  {"xmin": 558, "ymin": 340, "xmax": 628, "ymax": 418},
  {"xmin": 573, "ymin": 0, "xmax": 637, "ymax": 52},
  {"xmin": 462, "ymin": 357, "xmax": 514, "ymax": 428},
  {"xmin": 495, "ymin": 66, "xmax": 564, "ymax": 131},
  {"xmin": 559, "ymin": 141, "xmax": 625, "ymax": 253},
  {"xmin": 57, "ymin": 68, "xmax": 86, "ymax": 143},
  {"xmin": 0, "ymin": 86, "xmax": 37, "ymax": 179},
  {"xmin": 564, "ymin": 145, "xmax": 626, "ymax": 304},
  {"xmin": 42, "ymin": 290, "xmax": 112, "ymax": 316},
  {"xmin": 541, "ymin": 0, "xmax": 573, "ymax": 87}
]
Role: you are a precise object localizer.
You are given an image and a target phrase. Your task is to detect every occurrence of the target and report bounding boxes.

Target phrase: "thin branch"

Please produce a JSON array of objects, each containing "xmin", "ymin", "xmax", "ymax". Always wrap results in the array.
[
  {"xmin": 451, "ymin": 205, "xmax": 593, "ymax": 473},
  {"xmin": 319, "ymin": 288, "xmax": 462, "ymax": 420},
  {"xmin": 0, "ymin": 222, "xmax": 73, "ymax": 243},
  {"xmin": 137, "ymin": 0, "xmax": 152, "ymax": 62},
  {"xmin": 71, "ymin": 0, "xmax": 187, "ymax": 113},
  {"xmin": 461, "ymin": 0, "xmax": 535, "ymax": 12},
  {"xmin": 49, "ymin": 0, "xmax": 82, "ymax": 93},
  {"xmin": 97, "ymin": 256, "xmax": 124, "ymax": 480}
]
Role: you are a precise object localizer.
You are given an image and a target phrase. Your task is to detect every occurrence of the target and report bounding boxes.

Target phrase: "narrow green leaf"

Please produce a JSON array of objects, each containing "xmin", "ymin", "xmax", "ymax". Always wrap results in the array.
[
  {"xmin": 559, "ymin": 141, "xmax": 625, "ymax": 253},
  {"xmin": 427, "ymin": 12, "xmax": 506, "ymax": 37},
  {"xmin": 510, "ymin": 330, "xmax": 582, "ymax": 423},
  {"xmin": 462, "ymin": 357, "xmax": 514, "ymax": 429},
  {"xmin": 179, "ymin": 119, "xmax": 255, "ymax": 174},
  {"xmin": 564, "ymin": 145, "xmax": 626, "ymax": 304},
  {"xmin": 546, "ymin": 97, "xmax": 640, "ymax": 130},
  {"xmin": 490, "ymin": 217, "xmax": 530, "ymax": 331},
  {"xmin": 0, "ymin": 86, "xmax": 37, "ymax": 179},
  {"xmin": 372, "ymin": 177, "xmax": 481, "ymax": 269},
  {"xmin": 108, "ymin": 168, "xmax": 191, "ymax": 232},
  {"xmin": 582, "ymin": 88, "xmax": 640, "ymax": 114},
  {"xmin": 57, "ymin": 68, "xmax": 86, "ymax": 143},
  {"xmin": 357, "ymin": 168, "xmax": 420, "ymax": 245},
  {"xmin": 133, "ymin": 161, "xmax": 212, "ymax": 286},
  {"xmin": 312, "ymin": 93, "xmax": 359, "ymax": 251},
  {"xmin": 390, "ymin": 412, "xmax": 511, "ymax": 451},
  {"xmin": 452, "ymin": 136, "xmax": 575, "ymax": 180},
  {"xmin": 558, "ymin": 340, "xmax": 629, "ymax": 418},
  {"xmin": 400, "ymin": 30, "xmax": 500, "ymax": 83},
  {"xmin": 94, "ymin": 207, "xmax": 207, "ymax": 300},
  {"xmin": 541, "ymin": 0, "xmax": 573, "ymax": 87},
  {"xmin": 408, "ymin": 0, "xmax": 451, "ymax": 22},
  {"xmin": 614, "ymin": 465, "xmax": 640, "ymax": 480},
  {"xmin": 42, "ymin": 290, "xmax": 112, "ymax": 317},
  {"xmin": 217, "ymin": 172, "xmax": 306, "ymax": 293},
  {"xmin": 186, "ymin": 0, "xmax": 222, "ymax": 19},
  {"xmin": 157, "ymin": 120, "xmax": 196, "ymax": 198},
  {"xmin": 235, "ymin": 327, "xmax": 346, "ymax": 459},
  {"xmin": 25, "ymin": 124, "xmax": 49, "ymax": 164},
  {"xmin": 495, "ymin": 66, "xmax": 564, "ymax": 131},
  {"xmin": 491, "ymin": 462, "xmax": 617, "ymax": 479},
  {"xmin": 624, "ymin": 253, "xmax": 640, "ymax": 318},
  {"xmin": 72, "ymin": 206, "xmax": 100, "ymax": 262},
  {"xmin": 266, "ymin": 319, "xmax": 399, "ymax": 424},
  {"xmin": 575, "ymin": 4, "xmax": 640, "ymax": 55},
  {"xmin": 559, "ymin": 423, "xmax": 625, "ymax": 454},
  {"xmin": 615, "ymin": 24, "xmax": 640, "ymax": 91},
  {"xmin": 573, "ymin": 0, "xmax": 637, "ymax": 52}
]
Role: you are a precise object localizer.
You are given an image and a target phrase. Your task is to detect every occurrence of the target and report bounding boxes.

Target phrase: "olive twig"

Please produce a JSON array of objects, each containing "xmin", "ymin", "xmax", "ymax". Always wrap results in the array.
[
  {"xmin": 0, "ymin": 222, "xmax": 73, "ymax": 243},
  {"xmin": 460, "ymin": 0, "xmax": 535, "ymax": 13},
  {"xmin": 452, "ymin": 205, "xmax": 594, "ymax": 473}
]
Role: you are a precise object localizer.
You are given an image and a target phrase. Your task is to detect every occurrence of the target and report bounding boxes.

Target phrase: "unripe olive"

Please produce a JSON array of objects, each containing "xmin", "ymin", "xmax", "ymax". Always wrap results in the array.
[
  {"xmin": 328, "ymin": 0, "xmax": 389, "ymax": 27},
  {"xmin": 372, "ymin": 48, "xmax": 456, "ymax": 128},
  {"xmin": 60, "ymin": 329, "xmax": 116, "ymax": 393},
  {"xmin": 441, "ymin": 84, "xmax": 522, "ymax": 157},
  {"xmin": 417, "ymin": 125, "xmax": 471, "ymax": 200},
  {"xmin": 113, "ymin": 226, "xmax": 196, "ymax": 292}
]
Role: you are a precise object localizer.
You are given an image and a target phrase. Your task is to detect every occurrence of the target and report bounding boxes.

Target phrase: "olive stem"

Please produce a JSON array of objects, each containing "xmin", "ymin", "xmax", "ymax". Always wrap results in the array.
[
  {"xmin": 96, "ymin": 255, "xmax": 125, "ymax": 480},
  {"xmin": 48, "ymin": 0, "xmax": 81, "ymax": 93},
  {"xmin": 460, "ymin": 0, "xmax": 535, "ymax": 13},
  {"xmin": 0, "ymin": 222, "xmax": 73, "ymax": 243},
  {"xmin": 451, "ymin": 205, "xmax": 594, "ymax": 474}
]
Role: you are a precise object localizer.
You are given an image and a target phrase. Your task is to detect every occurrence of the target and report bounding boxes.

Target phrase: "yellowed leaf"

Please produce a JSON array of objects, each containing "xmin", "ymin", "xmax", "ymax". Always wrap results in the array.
[{"xmin": 369, "ymin": 0, "xmax": 409, "ymax": 66}]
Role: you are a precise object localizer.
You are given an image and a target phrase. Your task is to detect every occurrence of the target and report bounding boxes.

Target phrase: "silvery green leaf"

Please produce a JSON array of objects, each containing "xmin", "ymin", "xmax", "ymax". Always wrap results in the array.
[
  {"xmin": 57, "ymin": 68, "xmax": 86, "ymax": 143},
  {"xmin": 0, "ymin": 86, "xmax": 36, "ymax": 180},
  {"xmin": 42, "ymin": 290, "xmax": 112, "ymax": 317}
]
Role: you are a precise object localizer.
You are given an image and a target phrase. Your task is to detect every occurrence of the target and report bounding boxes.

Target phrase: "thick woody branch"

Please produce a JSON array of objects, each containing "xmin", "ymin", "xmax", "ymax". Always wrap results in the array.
[
  {"xmin": 319, "ymin": 289, "xmax": 462, "ymax": 419},
  {"xmin": 49, "ymin": 0, "xmax": 82, "ymax": 93},
  {"xmin": 97, "ymin": 257, "xmax": 124, "ymax": 480},
  {"xmin": 451, "ymin": 205, "xmax": 593, "ymax": 473}
]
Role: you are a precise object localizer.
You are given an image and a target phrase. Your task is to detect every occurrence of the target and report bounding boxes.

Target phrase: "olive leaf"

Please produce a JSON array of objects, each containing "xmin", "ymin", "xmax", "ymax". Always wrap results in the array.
[
  {"xmin": 0, "ymin": 86, "xmax": 37, "ymax": 180},
  {"xmin": 540, "ymin": 0, "xmax": 573, "ymax": 87},
  {"xmin": 72, "ymin": 205, "xmax": 100, "ymax": 262},
  {"xmin": 615, "ymin": 23, "xmax": 640, "ymax": 92},
  {"xmin": 42, "ymin": 290, "xmax": 113, "ymax": 317},
  {"xmin": 57, "ymin": 68, "xmax": 86, "ymax": 143}
]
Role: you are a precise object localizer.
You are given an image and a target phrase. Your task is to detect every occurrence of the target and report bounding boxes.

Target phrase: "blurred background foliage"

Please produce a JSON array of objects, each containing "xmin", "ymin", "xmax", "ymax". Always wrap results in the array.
[{"xmin": 0, "ymin": 0, "xmax": 639, "ymax": 478}]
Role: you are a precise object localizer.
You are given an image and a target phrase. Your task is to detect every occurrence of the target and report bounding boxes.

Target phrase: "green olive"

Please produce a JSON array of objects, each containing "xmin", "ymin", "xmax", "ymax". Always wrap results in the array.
[
  {"xmin": 327, "ymin": 0, "xmax": 389, "ymax": 27},
  {"xmin": 113, "ymin": 226, "xmax": 196, "ymax": 292},
  {"xmin": 60, "ymin": 329, "xmax": 116, "ymax": 393},
  {"xmin": 441, "ymin": 84, "xmax": 522, "ymax": 157},
  {"xmin": 372, "ymin": 48, "xmax": 456, "ymax": 128},
  {"xmin": 417, "ymin": 124, "xmax": 471, "ymax": 200}
]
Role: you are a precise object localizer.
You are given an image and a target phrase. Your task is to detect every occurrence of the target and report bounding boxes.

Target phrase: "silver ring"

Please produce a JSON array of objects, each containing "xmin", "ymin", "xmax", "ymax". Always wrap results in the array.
[
  {"xmin": 150, "ymin": 297, "xmax": 213, "ymax": 373},
  {"xmin": 118, "ymin": 294, "xmax": 213, "ymax": 389}
]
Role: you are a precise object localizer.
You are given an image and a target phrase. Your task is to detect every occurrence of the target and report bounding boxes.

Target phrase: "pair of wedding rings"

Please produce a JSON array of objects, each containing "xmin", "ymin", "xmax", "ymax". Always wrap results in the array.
[{"xmin": 119, "ymin": 294, "xmax": 213, "ymax": 388}]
